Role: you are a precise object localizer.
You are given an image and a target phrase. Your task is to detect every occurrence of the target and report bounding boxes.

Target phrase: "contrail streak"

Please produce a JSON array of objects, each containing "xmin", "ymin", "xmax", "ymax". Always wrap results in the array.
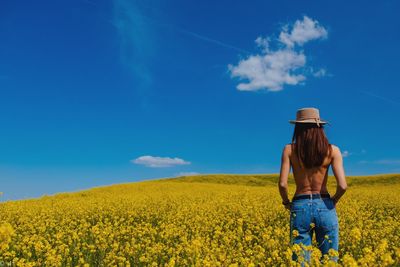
[
  {"xmin": 82, "ymin": 0, "xmax": 250, "ymax": 54},
  {"xmin": 155, "ymin": 22, "xmax": 251, "ymax": 54},
  {"xmin": 358, "ymin": 90, "xmax": 400, "ymax": 105}
]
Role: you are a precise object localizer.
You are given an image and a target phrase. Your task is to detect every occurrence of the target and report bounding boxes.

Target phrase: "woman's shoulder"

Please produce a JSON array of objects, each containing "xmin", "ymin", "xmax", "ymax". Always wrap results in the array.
[
  {"xmin": 329, "ymin": 144, "xmax": 343, "ymax": 158},
  {"xmin": 283, "ymin": 143, "xmax": 293, "ymax": 156},
  {"xmin": 329, "ymin": 144, "xmax": 340, "ymax": 152},
  {"xmin": 285, "ymin": 143, "xmax": 293, "ymax": 151}
]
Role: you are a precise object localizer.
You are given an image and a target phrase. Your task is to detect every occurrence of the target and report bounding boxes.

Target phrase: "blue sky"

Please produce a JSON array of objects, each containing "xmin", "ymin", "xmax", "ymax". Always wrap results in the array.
[{"xmin": 1, "ymin": 0, "xmax": 399, "ymax": 200}]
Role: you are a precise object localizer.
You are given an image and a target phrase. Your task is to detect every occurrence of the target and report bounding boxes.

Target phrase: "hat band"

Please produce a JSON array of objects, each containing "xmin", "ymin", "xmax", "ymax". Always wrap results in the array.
[
  {"xmin": 297, "ymin": 116, "xmax": 320, "ymax": 120},
  {"xmin": 296, "ymin": 117, "xmax": 322, "ymax": 127}
]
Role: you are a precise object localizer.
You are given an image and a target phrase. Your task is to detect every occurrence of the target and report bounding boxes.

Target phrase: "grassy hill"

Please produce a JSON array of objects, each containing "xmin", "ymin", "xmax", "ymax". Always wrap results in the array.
[
  {"xmin": 150, "ymin": 173, "xmax": 400, "ymax": 187},
  {"xmin": 5, "ymin": 173, "xmax": 400, "ymax": 203},
  {"xmin": 45, "ymin": 173, "xmax": 400, "ymax": 200}
]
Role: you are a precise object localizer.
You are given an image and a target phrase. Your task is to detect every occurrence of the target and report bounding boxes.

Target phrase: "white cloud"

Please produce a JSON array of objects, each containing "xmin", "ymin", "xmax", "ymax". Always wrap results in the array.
[
  {"xmin": 312, "ymin": 68, "xmax": 327, "ymax": 77},
  {"xmin": 358, "ymin": 159, "xmax": 400, "ymax": 165},
  {"xmin": 374, "ymin": 159, "xmax": 400, "ymax": 165},
  {"xmin": 342, "ymin": 150, "xmax": 350, "ymax": 158},
  {"xmin": 132, "ymin": 155, "xmax": 191, "ymax": 168},
  {"xmin": 176, "ymin": 172, "xmax": 200, "ymax": 176},
  {"xmin": 228, "ymin": 49, "xmax": 306, "ymax": 91},
  {"xmin": 255, "ymin": 36, "xmax": 270, "ymax": 53},
  {"xmin": 113, "ymin": 0, "xmax": 155, "ymax": 109},
  {"xmin": 229, "ymin": 16, "xmax": 328, "ymax": 92},
  {"xmin": 279, "ymin": 16, "xmax": 328, "ymax": 47},
  {"xmin": 342, "ymin": 149, "xmax": 367, "ymax": 158}
]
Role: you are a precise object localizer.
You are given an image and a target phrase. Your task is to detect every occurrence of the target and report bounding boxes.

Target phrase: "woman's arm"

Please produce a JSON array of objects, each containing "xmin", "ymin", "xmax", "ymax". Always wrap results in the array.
[
  {"xmin": 331, "ymin": 145, "xmax": 348, "ymax": 205},
  {"xmin": 278, "ymin": 145, "xmax": 291, "ymax": 208}
]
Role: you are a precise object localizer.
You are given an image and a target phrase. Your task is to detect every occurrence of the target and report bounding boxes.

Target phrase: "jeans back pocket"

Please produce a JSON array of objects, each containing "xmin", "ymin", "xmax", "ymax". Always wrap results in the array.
[
  {"xmin": 290, "ymin": 207, "xmax": 308, "ymax": 232},
  {"xmin": 317, "ymin": 208, "xmax": 338, "ymax": 231}
]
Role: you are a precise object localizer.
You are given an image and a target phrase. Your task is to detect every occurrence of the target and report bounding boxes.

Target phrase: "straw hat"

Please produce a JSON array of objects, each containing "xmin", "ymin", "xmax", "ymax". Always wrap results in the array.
[{"xmin": 289, "ymin": 107, "xmax": 330, "ymax": 127}]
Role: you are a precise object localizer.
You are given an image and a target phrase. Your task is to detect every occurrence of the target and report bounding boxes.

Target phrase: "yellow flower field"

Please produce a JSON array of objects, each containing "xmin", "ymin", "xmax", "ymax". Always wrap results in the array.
[{"xmin": 0, "ymin": 174, "xmax": 399, "ymax": 266}]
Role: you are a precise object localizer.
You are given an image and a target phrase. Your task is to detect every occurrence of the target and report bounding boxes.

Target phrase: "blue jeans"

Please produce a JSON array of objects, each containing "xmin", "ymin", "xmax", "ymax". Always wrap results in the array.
[{"xmin": 289, "ymin": 194, "xmax": 339, "ymax": 264}]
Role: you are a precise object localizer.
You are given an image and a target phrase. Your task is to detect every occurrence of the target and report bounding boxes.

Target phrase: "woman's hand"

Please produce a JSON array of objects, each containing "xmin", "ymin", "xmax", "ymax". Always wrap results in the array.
[{"xmin": 284, "ymin": 202, "xmax": 292, "ymax": 210}]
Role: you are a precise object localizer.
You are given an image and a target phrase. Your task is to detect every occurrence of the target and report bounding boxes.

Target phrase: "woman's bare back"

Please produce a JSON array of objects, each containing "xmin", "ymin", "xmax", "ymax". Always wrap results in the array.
[
  {"xmin": 288, "ymin": 144, "xmax": 334, "ymax": 195},
  {"xmin": 279, "ymin": 142, "xmax": 346, "ymax": 205}
]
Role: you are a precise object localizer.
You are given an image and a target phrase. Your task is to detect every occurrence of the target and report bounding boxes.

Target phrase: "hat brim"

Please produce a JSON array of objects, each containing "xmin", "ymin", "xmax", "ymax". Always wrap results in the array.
[{"xmin": 289, "ymin": 119, "xmax": 330, "ymax": 125}]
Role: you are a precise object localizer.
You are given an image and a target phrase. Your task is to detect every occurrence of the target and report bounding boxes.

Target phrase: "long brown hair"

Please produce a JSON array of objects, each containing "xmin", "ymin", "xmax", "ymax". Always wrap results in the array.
[{"xmin": 291, "ymin": 123, "xmax": 332, "ymax": 169}]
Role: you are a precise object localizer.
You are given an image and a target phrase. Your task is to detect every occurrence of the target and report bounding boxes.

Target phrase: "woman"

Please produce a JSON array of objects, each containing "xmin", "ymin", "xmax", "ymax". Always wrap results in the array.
[{"xmin": 278, "ymin": 107, "xmax": 348, "ymax": 264}]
